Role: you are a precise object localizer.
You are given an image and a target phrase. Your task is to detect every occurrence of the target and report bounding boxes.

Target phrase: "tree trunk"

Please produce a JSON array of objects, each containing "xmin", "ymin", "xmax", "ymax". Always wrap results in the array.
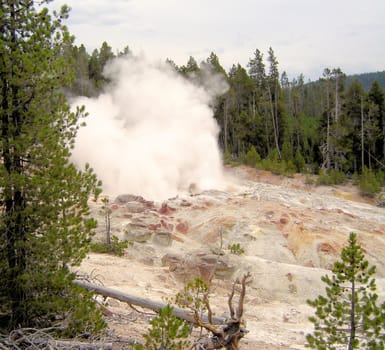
[
  {"xmin": 325, "ymin": 84, "xmax": 331, "ymax": 171},
  {"xmin": 348, "ymin": 278, "xmax": 356, "ymax": 350},
  {"xmin": 361, "ymin": 96, "xmax": 365, "ymax": 170},
  {"xmin": 267, "ymin": 85, "xmax": 281, "ymax": 158},
  {"xmin": 2, "ymin": 2, "xmax": 28, "ymax": 327},
  {"xmin": 74, "ymin": 280, "xmax": 226, "ymax": 325}
]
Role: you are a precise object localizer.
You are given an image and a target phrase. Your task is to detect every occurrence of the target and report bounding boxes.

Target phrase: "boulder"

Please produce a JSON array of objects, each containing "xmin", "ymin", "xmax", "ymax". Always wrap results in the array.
[
  {"xmin": 114, "ymin": 194, "xmax": 144, "ymax": 204},
  {"xmin": 198, "ymin": 254, "xmax": 237, "ymax": 280},
  {"xmin": 176, "ymin": 221, "xmax": 189, "ymax": 234},
  {"xmin": 161, "ymin": 253, "xmax": 181, "ymax": 267},
  {"xmin": 124, "ymin": 223, "xmax": 152, "ymax": 243},
  {"xmin": 152, "ymin": 231, "xmax": 173, "ymax": 247},
  {"xmin": 161, "ymin": 252, "xmax": 236, "ymax": 282},
  {"xmin": 125, "ymin": 201, "xmax": 148, "ymax": 213},
  {"xmin": 114, "ymin": 194, "xmax": 155, "ymax": 210},
  {"xmin": 159, "ymin": 203, "xmax": 176, "ymax": 215},
  {"xmin": 160, "ymin": 219, "xmax": 174, "ymax": 231}
]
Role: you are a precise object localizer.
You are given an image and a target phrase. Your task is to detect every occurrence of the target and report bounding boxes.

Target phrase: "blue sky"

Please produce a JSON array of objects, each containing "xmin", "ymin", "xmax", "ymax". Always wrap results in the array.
[{"xmin": 50, "ymin": 0, "xmax": 385, "ymax": 81}]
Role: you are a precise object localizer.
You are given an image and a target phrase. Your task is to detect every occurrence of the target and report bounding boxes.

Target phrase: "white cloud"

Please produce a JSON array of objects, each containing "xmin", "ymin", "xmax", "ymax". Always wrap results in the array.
[{"xmin": 49, "ymin": 0, "xmax": 385, "ymax": 80}]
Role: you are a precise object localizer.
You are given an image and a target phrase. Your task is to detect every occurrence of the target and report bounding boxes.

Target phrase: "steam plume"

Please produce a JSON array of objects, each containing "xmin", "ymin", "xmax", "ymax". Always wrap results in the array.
[{"xmin": 71, "ymin": 56, "xmax": 227, "ymax": 200}]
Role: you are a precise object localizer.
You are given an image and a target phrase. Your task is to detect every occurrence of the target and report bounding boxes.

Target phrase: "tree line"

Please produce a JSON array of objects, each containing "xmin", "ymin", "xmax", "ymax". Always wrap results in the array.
[{"xmin": 64, "ymin": 42, "xmax": 385, "ymax": 184}]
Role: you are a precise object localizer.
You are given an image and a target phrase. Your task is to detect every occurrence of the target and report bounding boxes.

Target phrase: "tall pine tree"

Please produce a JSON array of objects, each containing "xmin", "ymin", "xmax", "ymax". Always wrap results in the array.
[
  {"xmin": 0, "ymin": 0, "xmax": 104, "ymax": 334},
  {"xmin": 368, "ymin": 81, "xmax": 385, "ymax": 168}
]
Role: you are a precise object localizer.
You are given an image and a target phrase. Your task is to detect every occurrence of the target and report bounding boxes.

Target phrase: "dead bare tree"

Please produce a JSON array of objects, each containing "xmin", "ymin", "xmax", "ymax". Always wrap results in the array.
[{"xmin": 192, "ymin": 273, "xmax": 250, "ymax": 350}]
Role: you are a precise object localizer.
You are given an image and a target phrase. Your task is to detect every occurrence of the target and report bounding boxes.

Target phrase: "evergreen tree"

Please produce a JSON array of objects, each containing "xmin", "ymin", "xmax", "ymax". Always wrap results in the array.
[
  {"xmin": 0, "ymin": 1, "xmax": 104, "ymax": 334},
  {"xmin": 179, "ymin": 55, "xmax": 200, "ymax": 77},
  {"xmin": 69, "ymin": 44, "xmax": 94, "ymax": 96},
  {"xmin": 248, "ymin": 48, "xmax": 266, "ymax": 91},
  {"xmin": 201, "ymin": 52, "xmax": 230, "ymax": 152},
  {"xmin": 88, "ymin": 41, "xmax": 115, "ymax": 92},
  {"xmin": 345, "ymin": 80, "xmax": 366, "ymax": 172},
  {"xmin": 117, "ymin": 45, "xmax": 131, "ymax": 57},
  {"xmin": 266, "ymin": 47, "xmax": 283, "ymax": 157},
  {"xmin": 294, "ymin": 147, "xmax": 306, "ymax": 173},
  {"xmin": 165, "ymin": 58, "xmax": 179, "ymax": 72},
  {"xmin": 247, "ymin": 49, "xmax": 270, "ymax": 157},
  {"xmin": 307, "ymin": 233, "xmax": 385, "ymax": 350},
  {"xmin": 137, "ymin": 305, "xmax": 190, "ymax": 350},
  {"xmin": 318, "ymin": 68, "xmax": 351, "ymax": 171},
  {"xmin": 227, "ymin": 63, "xmax": 255, "ymax": 156},
  {"xmin": 205, "ymin": 51, "xmax": 228, "ymax": 77},
  {"xmin": 359, "ymin": 167, "xmax": 381, "ymax": 197},
  {"xmin": 368, "ymin": 81, "xmax": 385, "ymax": 167},
  {"xmin": 282, "ymin": 74, "xmax": 315, "ymax": 161}
]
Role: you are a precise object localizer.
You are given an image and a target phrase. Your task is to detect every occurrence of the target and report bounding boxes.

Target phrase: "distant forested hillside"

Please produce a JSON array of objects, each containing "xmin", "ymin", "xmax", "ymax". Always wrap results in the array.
[{"xmin": 346, "ymin": 71, "xmax": 385, "ymax": 91}]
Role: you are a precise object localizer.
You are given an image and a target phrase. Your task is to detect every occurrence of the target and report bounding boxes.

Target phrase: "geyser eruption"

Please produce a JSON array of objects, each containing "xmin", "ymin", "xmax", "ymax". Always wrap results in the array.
[{"xmin": 72, "ymin": 57, "xmax": 227, "ymax": 200}]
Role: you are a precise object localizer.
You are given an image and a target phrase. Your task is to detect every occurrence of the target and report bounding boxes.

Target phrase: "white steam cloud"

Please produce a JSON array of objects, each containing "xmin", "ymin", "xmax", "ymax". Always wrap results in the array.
[{"xmin": 71, "ymin": 57, "xmax": 228, "ymax": 201}]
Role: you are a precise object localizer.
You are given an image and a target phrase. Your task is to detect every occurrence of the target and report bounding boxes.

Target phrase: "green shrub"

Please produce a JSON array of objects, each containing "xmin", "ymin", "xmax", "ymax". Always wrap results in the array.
[
  {"xmin": 281, "ymin": 140, "xmax": 292, "ymax": 162},
  {"xmin": 90, "ymin": 235, "xmax": 129, "ymax": 256},
  {"xmin": 175, "ymin": 277, "xmax": 209, "ymax": 316},
  {"xmin": 294, "ymin": 149, "xmax": 306, "ymax": 173},
  {"xmin": 316, "ymin": 169, "xmax": 330, "ymax": 185},
  {"xmin": 285, "ymin": 160, "xmax": 297, "ymax": 176},
  {"xmin": 60, "ymin": 285, "xmax": 107, "ymax": 338},
  {"xmin": 329, "ymin": 169, "xmax": 346, "ymax": 184},
  {"xmin": 18, "ymin": 274, "xmax": 107, "ymax": 338},
  {"xmin": 376, "ymin": 169, "xmax": 385, "ymax": 186},
  {"xmin": 359, "ymin": 167, "xmax": 381, "ymax": 197},
  {"xmin": 223, "ymin": 150, "xmax": 240, "ymax": 167},
  {"xmin": 134, "ymin": 305, "xmax": 190, "ymax": 350},
  {"xmin": 316, "ymin": 168, "xmax": 346, "ymax": 186},
  {"xmin": 223, "ymin": 150, "xmax": 232, "ymax": 164},
  {"xmin": 305, "ymin": 175, "xmax": 315, "ymax": 186},
  {"xmin": 311, "ymin": 162, "xmax": 320, "ymax": 175},
  {"xmin": 228, "ymin": 243, "xmax": 245, "ymax": 255},
  {"xmin": 262, "ymin": 157, "xmax": 285, "ymax": 175},
  {"xmin": 244, "ymin": 146, "xmax": 261, "ymax": 167},
  {"xmin": 261, "ymin": 149, "xmax": 301, "ymax": 176},
  {"xmin": 352, "ymin": 171, "xmax": 360, "ymax": 185}
]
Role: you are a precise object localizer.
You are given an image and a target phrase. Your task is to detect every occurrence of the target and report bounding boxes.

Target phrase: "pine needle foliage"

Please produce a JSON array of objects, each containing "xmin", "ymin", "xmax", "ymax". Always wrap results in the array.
[
  {"xmin": 135, "ymin": 305, "xmax": 190, "ymax": 350},
  {"xmin": 175, "ymin": 277, "xmax": 210, "ymax": 319},
  {"xmin": 359, "ymin": 166, "xmax": 381, "ymax": 197},
  {"xmin": 306, "ymin": 232, "xmax": 385, "ymax": 350},
  {"xmin": 0, "ymin": 1, "xmax": 105, "ymax": 335}
]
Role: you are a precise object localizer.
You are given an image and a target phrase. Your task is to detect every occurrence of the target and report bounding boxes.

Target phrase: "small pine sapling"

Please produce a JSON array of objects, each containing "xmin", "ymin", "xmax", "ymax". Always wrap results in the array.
[{"xmin": 135, "ymin": 305, "xmax": 190, "ymax": 350}]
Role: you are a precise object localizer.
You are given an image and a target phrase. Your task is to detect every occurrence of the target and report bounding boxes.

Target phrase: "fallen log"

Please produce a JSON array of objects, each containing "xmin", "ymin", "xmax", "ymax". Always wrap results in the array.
[{"xmin": 74, "ymin": 280, "xmax": 226, "ymax": 325}]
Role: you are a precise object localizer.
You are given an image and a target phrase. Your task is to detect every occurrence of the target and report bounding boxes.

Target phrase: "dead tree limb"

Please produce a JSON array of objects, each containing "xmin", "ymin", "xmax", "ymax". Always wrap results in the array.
[
  {"xmin": 0, "ymin": 328, "xmax": 112, "ymax": 350},
  {"xmin": 193, "ymin": 273, "xmax": 251, "ymax": 350},
  {"xmin": 74, "ymin": 280, "xmax": 226, "ymax": 325},
  {"xmin": 32, "ymin": 339, "xmax": 113, "ymax": 349}
]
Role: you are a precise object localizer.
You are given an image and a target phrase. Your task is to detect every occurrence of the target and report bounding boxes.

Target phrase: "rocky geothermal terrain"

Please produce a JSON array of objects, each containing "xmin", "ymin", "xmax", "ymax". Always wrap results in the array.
[{"xmin": 78, "ymin": 166, "xmax": 385, "ymax": 349}]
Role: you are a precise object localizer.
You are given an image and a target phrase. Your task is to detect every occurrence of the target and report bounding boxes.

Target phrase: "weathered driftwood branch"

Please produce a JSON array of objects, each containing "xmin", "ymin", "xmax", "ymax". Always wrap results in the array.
[
  {"xmin": 0, "ymin": 328, "xmax": 112, "ymax": 350},
  {"xmin": 32, "ymin": 339, "xmax": 113, "ymax": 349},
  {"xmin": 74, "ymin": 280, "xmax": 226, "ymax": 325}
]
